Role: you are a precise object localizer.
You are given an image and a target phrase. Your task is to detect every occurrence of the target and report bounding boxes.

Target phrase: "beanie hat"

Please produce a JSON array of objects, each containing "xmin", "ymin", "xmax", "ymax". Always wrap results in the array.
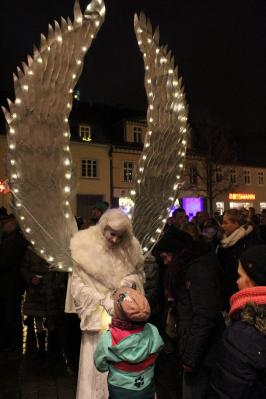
[
  {"xmin": 94, "ymin": 201, "xmax": 108, "ymax": 213},
  {"xmin": 153, "ymin": 229, "xmax": 193, "ymax": 255},
  {"xmin": 113, "ymin": 287, "xmax": 150, "ymax": 322},
  {"xmin": 239, "ymin": 245, "xmax": 266, "ymax": 286}
]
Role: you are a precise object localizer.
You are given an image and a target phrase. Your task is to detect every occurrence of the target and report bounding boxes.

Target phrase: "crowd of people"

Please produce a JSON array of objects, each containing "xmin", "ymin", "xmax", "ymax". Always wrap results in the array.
[{"xmin": 0, "ymin": 203, "xmax": 266, "ymax": 399}]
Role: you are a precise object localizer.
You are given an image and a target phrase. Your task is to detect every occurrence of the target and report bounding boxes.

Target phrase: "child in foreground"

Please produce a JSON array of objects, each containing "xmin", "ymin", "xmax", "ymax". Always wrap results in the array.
[{"xmin": 93, "ymin": 287, "xmax": 164, "ymax": 399}]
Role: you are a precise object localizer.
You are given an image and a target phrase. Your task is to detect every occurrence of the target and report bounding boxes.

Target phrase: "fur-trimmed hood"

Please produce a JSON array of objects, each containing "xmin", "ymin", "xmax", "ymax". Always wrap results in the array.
[
  {"xmin": 70, "ymin": 224, "xmax": 144, "ymax": 291},
  {"xmin": 240, "ymin": 303, "xmax": 266, "ymax": 336}
]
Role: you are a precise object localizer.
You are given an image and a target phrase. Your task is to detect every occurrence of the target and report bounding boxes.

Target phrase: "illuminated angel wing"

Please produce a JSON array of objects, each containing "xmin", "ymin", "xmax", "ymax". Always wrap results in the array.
[
  {"xmin": 2, "ymin": 0, "xmax": 105, "ymax": 271},
  {"xmin": 131, "ymin": 13, "xmax": 190, "ymax": 254}
]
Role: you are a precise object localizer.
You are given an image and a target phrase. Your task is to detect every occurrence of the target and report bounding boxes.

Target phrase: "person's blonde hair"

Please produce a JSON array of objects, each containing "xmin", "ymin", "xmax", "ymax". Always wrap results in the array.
[{"xmin": 223, "ymin": 209, "xmax": 247, "ymax": 226}]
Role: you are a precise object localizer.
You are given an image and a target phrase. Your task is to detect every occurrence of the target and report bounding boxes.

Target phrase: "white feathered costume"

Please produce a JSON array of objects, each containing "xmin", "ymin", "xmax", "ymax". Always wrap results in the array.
[{"xmin": 65, "ymin": 209, "xmax": 145, "ymax": 399}]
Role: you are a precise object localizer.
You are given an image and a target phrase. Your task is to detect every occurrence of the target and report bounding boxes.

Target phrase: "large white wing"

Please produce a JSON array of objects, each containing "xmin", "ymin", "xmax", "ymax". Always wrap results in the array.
[
  {"xmin": 131, "ymin": 13, "xmax": 190, "ymax": 254},
  {"xmin": 2, "ymin": 0, "xmax": 105, "ymax": 271}
]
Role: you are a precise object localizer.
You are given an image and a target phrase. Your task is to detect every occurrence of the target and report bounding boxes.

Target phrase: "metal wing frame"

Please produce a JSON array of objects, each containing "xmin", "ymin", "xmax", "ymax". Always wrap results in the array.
[
  {"xmin": 2, "ymin": 0, "xmax": 106, "ymax": 271},
  {"xmin": 131, "ymin": 13, "xmax": 190, "ymax": 254}
]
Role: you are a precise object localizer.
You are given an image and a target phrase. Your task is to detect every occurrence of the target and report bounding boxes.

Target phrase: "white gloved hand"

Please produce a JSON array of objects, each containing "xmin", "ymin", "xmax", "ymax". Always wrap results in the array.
[
  {"xmin": 119, "ymin": 277, "xmax": 136, "ymax": 289},
  {"xmin": 100, "ymin": 294, "xmax": 114, "ymax": 316}
]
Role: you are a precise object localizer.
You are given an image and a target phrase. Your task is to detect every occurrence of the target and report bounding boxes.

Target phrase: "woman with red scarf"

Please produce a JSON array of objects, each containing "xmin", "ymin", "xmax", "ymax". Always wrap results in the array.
[{"xmin": 209, "ymin": 245, "xmax": 266, "ymax": 398}]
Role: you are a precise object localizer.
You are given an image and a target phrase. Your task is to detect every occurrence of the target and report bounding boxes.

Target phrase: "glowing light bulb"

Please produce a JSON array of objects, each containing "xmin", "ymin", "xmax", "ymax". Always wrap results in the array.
[
  {"xmin": 76, "ymin": 59, "xmax": 82, "ymax": 65},
  {"xmin": 65, "ymin": 172, "xmax": 71, "ymax": 179},
  {"xmin": 145, "ymin": 143, "xmax": 150, "ymax": 148},
  {"xmin": 82, "ymin": 46, "xmax": 87, "ymax": 52},
  {"xmin": 64, "ymin": 159, "xmax": 70, "ymax": 166},
  {"xmin": 40, "ymin": 249, "xmax": 44, "ymax": 254},
  {"xmin": 64, "ymin": 186, "xmax": 70, "ymax": 193},
  {"xmin": 130, "ymin": 190, "xmax": 136, "ymax": 195},
  {"xmin": 31, "ymin": 240, "xmax": 35, "ymax": 245},
  {"xmin": 9, "ymin": 144, "xmax": 15, "ymax": 149},
  {"xmin": 48, "ymin": 256, "xmax": 54, "ymax": 262},
  {"xmin": 57, "ymin": 36, "xmax": 62, "ymax": 42},
  {"xmin": 72, "ymin": 74, "xmax": 76, "ymax": 79},
  {"xmin": 10, "ymin": 159, "xmax": 15, "ymax": 165},
  {"xmin": 25, "ymin": 227, "xmax": 31, "ymax": 233},
  {"xmin": 37, "ymin": 57, "xmax": 42, "ymax": 63},
  {"xmin": 20, "ymin": 216, "xmax": 25, "ymax": 220},
  {"xmin": 15, "ymin": 98, "xmax": 21, "ymax": 104},
  {"xmin": 65, "ymin": 213, "xmax": 70, "ymax": 218},
  {"xmin": 10, "ymin": 128, "xmax": 15, "ymax": 134}
]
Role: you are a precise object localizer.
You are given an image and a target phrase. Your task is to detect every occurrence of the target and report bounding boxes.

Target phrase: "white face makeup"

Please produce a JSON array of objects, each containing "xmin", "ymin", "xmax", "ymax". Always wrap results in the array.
[{"xmin": 103, "ymin": 226, "xmax": 124, "ymax": 247}]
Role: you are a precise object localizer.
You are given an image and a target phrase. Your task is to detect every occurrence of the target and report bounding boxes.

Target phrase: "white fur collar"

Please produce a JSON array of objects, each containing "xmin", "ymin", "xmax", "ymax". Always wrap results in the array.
[{"xmin": 70, "ymin": 226, "xmax": 144, "ymax": 290}]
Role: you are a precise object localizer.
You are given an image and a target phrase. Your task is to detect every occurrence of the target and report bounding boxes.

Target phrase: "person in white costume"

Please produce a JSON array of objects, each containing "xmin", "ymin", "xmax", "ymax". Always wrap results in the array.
[{"xmin": 66, "ymin": 208, "xmax": 145, "ymax": 399}]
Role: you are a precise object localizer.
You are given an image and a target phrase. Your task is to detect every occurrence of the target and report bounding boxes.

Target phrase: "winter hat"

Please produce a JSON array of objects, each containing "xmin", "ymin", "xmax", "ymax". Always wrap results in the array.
[
  {"xmin": 239, "ymin": 245, "xmax": 266, "ymax": 286},
  {"xmin": 153, "ymin": 229, "xmax": 193, "ymax": 255},
  {"xmin": 94, "ymin": 201, "xmax": 108, "ymax": 213},
  {"xmin": 113, "ymin": 287, "xmax": 150, "ymax": 322}
]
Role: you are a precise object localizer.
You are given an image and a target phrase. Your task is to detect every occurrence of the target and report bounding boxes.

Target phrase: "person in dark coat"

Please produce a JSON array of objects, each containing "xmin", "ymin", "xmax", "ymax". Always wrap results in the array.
[
  {"xmin": 21, "ymin": 246, "xmax": 66, "ymax": 354},
  {"xmin": 217, "ymin": 208, "xmax": 260, "ymax": 310},
  {"xmin": 154, "ymin": 231, "xmax": 225, "ymax": 399},
  {"xmin": 0, "ymin": 214, "xmax": 27, "ymax": 353},
  {"xmin": 209, "ymin": 245, "xmax": 266, "ymax": 399}
]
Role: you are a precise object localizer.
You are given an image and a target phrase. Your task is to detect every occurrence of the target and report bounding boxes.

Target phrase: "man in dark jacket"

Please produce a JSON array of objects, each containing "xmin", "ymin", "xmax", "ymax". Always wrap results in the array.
[
  {"xmin": 154, "ymin": 231, "xmax": 225, "ymax": 399},
  {"xmin": 0, "ymin": 214, "xmax": 27, "ymax": 353}
]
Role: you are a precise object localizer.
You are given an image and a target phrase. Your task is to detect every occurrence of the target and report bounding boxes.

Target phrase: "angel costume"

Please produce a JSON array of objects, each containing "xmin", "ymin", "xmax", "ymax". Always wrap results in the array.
[{"xmin": 65, "ymin": 209, "xmax": 145, "ymax": 399}]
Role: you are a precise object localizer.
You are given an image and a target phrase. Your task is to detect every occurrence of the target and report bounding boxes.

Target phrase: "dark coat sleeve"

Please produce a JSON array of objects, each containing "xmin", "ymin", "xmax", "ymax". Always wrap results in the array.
[
  {"xmin": 181, "ymin": 255, "xmax": 224, "ymax": 368},
  {"xmin": 0, "ymin": 231, "xmax": 27, "ymax": 275},
  {"xmin": 209, "ymin": 321, "xmax": 266, "ymax": 399}
]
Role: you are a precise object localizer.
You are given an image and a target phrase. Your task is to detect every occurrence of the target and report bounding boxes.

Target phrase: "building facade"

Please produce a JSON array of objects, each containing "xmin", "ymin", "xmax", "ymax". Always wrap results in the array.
[{"xmin": 0, "ymin": 103, "xmax": 266, "ymax": 220}]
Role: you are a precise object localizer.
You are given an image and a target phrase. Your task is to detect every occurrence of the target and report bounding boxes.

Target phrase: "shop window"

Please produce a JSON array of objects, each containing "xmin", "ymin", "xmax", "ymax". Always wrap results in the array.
[
  {"xmin": 215, "ymin": 167, "xmax": 223, "ymax": 183},
  {"xmin": 123, "ymin": 161, "xmax": 134, "ymax": 182},
  {"xmin": 258, "ymin": 171, "xmax": 264, "ymax": 185},
  {"xmin": 133, "ymin": 127, "xmax": 143, "ymax": 143},
  {"xmin": 189, "ymin": 166, "xmax": 198, "ymax": 185},
  {"xmin": 244, "ymin": 170, "xmax": 251, "ymax": 185},
  {"xmin": 81, "ymin": 159, "xmax": 97, "ymax": 178},
  {"xmin": 230, "ymin": 169, "xmax": 237, "ymax": 184},
  {"xmin": 79, "ymin": 124, "xmax": 91, "ymax": 142}
]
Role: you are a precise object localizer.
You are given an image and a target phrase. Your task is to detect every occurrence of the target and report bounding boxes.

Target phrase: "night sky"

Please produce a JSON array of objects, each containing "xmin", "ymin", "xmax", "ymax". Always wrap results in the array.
[{"xmin": 1, "ymin": 0, "xmax": 266, "ymax": 159}]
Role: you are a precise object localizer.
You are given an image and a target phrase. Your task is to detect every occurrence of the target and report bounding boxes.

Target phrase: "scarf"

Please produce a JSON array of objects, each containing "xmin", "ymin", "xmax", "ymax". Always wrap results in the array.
[
  {"xmin": 229, "ymin": 286, "xmax": 266, "ymax": 316},
  {"xmin": 220, "ymin": 224, "xmax": 253, "ymax": 248},
  {"xmin": 110, "ymin": 317, "xmax": 145, "ymax": 331}
]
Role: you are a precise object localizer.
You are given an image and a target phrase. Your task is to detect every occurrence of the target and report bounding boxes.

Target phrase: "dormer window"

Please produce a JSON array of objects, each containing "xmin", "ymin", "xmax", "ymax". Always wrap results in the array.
[
  {"xmin": 79, "ymin": 124, "xmax": 91, "ymax": 142},
  {"xmin": 133, "ymin": 126, "xmax": 143, "ymax": 143}
]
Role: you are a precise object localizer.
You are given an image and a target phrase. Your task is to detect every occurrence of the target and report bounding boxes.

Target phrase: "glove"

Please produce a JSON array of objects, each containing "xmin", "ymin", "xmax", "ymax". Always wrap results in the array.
[
  {"xmin": 119, "ymin": 277, "xmax": 136, "ymax": 289},
  {"xmin": 99, "ymin": 294, "xmax": 114, "ymax": 316}
]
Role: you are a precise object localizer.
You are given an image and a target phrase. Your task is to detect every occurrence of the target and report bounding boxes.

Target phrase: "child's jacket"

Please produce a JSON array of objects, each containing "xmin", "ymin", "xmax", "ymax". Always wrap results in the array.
[{"xmin": 94, "ymin": 322, "xmax": 164, "ymax": 394}]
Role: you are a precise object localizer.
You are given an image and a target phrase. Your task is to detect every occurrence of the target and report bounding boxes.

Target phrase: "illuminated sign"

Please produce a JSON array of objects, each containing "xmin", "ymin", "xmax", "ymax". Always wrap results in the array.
[
  {"xmin": 0, "ymin": 179, "xmax": 10, "ymax": 194},
  {"xmin": 228, "ymin": 193, "xmax": 255, "ymax": 201}
]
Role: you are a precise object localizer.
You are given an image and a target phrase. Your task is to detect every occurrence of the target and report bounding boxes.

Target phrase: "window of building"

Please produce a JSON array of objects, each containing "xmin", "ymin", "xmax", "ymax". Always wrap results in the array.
[
  {"xmin": 79, "ymin": 124, "xmax": 91, "ymax": 142},
  {"xmin": 258, "ymin": 171, "xmax": 264, "ymax": 185},
  {"xmin": 244, "ymin": 170, "xmax": 251, "ymax": 185},
  {"xmin": 215, "ymin": 167, "xmax": 223, "ymax": 183},
  {"xmin": 230, "ymin": 169, "xmax": 237, "ymax": 184},
  {"xmin": 123, "ymin": 161, "xmax": 134, "ymax": 182},
  {"xmin": 133, "ymin": 127, "xmax": 143, "ymax": 143},
  {"xmin": 189, "ymin": 166, "xmax": 198, "ymax": 185},
  {"xmin": 81, "ymin": 159, "xmax": 97, "ymax": 178}
]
